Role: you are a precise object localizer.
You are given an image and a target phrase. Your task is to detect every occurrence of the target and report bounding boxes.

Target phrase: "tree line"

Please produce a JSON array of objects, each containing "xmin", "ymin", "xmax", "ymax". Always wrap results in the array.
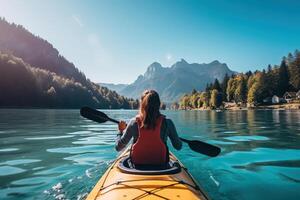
[
  {"xmin": 178, "ymin": 50, "xmax": 300, "ymax": 109},
  {"xmin": 0, "ymin": 52, "xmax": 139, "ymax": 109},
  {"xmin": 0, "ymin": 18, "xmax": 139, "ymax": 109}
]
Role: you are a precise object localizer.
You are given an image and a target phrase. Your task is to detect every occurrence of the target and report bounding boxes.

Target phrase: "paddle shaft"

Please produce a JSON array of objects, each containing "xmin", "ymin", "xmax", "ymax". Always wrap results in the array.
[
  {"xmin": 80, "ymin": 107, "xmax": 221, "ymax": 157},
  {"xmin": 85, "ymin": 111, "xmax": 200, "ymax": 147},
  {"xmin": 107, "ymin": 117, "xmax": 119, "ymax": 124}
]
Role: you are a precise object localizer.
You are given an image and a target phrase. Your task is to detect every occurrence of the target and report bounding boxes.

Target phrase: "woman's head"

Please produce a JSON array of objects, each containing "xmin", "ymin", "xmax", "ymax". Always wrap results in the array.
[{"xmin": 139, "ymin": 90, "xmax": 161, "ymax": 129}]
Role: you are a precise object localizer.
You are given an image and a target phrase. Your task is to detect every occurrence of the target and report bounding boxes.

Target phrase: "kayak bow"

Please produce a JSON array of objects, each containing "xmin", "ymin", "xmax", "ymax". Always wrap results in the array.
[{"xmin": 86, "ymin": 148, "xmax": 209, "ymax": 200}]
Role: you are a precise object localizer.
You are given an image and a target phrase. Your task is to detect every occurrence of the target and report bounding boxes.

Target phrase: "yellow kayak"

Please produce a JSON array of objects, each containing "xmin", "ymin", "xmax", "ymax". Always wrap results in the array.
[{"xmin": 86, "ymin": 148, "xmax": 209, "ymax": 200}]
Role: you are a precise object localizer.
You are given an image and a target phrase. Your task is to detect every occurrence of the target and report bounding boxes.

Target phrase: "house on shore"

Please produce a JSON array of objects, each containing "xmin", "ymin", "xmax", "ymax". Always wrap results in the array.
[
  {"xmin": 263, "ymin": 95, "xmax": 284, "ymax": 104},
  {"xmin": 272, "ymin": 95, "xmax": 280, "ymax": 104},
  {"xmin": 297, "ymin": 90, "xmax": 300, "ymax": 99},
  {"xmin": 283, "ymin": 92, "xmax": 297, "ymax": 103}
]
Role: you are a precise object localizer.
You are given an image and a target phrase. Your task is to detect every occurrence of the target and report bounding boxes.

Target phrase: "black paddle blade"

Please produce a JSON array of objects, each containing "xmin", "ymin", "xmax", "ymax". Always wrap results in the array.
[
  {"xmin": 80, "ymin": 107, "xmax": 108, "ymax": 123},
  {"xmin": 188, "ymin": 140, "xmax": 221, "ymax": 157},
  {"xmin": 80, "ymin": 106, "xmax": 221, "ymax": 157},
  {"xmin": 180, "ymin": 137, "xmax": 221, "ymax": 157}
]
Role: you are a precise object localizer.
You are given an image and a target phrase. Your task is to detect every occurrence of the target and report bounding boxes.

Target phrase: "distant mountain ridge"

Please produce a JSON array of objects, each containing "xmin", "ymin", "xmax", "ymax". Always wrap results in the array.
[
  {"xmin": 0, "ymin": 18, "xmax": 137, "ymax": 108},
  {"xmin": 118, "ymin": 59, "xmax": 235, "ymax": 102},
  {"xmin": 98, "ymin": 83, "xmax": 128, "ymax": 93}
]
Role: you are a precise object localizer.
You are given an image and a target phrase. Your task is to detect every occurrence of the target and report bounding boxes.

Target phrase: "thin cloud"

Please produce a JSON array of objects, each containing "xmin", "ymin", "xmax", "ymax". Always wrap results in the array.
[{"xmin": 72, "ymin": 15, "xmax": 83, "ymax": 27}]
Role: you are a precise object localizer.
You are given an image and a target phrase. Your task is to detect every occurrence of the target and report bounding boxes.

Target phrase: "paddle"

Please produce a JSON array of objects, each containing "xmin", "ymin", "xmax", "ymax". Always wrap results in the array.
[{"xmin": 80, "ymin": 106, "xmax": 221, "ymax": 157}]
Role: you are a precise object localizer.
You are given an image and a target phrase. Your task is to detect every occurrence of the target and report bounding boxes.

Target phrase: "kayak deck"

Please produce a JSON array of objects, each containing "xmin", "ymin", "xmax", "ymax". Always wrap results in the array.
[{"xmin": 86, "ymin": 149, "xmax": 208, "ymax": 200}]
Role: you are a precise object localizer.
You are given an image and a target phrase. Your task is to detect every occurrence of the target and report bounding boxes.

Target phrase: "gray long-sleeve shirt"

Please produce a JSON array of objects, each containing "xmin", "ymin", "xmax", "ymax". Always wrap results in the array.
[{"xmin": 115, "ymin": 117, "xmax": 182, "ymax": 151}]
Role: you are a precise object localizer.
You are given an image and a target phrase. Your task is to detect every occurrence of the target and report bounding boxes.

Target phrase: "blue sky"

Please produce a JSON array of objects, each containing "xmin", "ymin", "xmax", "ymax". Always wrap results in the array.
[{"xmin": 1, "ymin": 0, "xmax": 300, "ymax": 84}]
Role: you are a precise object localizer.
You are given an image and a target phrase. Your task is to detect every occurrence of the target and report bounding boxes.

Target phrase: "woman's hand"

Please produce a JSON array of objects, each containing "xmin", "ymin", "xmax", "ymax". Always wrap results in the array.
[{"xmin": 118, "ymin": 121, "xmax": 127, "ymax": 133}]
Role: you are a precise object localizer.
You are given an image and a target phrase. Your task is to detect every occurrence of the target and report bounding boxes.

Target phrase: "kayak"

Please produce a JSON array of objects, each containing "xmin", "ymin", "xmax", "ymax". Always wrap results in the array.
[{"xmin": 86, "ymin": 148, "xmax": 209, "ymax": 200}]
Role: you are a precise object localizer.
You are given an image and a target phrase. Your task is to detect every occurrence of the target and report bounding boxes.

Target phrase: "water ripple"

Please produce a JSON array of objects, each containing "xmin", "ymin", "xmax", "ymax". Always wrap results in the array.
[
  {"xmin": 25, "ymin": 135, "xmax": 74, "ymax": 140},
  {"xmin": 0, "ymin": 166, "xmax": 26, "ymax": 176},
  {"xmin": 225, "ymin": 135, "xmax": 269, "ymax": 142},
  {"xmin": 0, "ymin": 148, "xmax": 19, "ymax": 152},
  {"xmin": 47, "ymin": 145, "xmax": 102, "ymax": 154},
  {"xmin": 0, "ymin": 159, "xmax": 41, "ymax": 166},
  {"xmin": 1, "ymin": 109, "xmax": 300, "ymax": 200}
]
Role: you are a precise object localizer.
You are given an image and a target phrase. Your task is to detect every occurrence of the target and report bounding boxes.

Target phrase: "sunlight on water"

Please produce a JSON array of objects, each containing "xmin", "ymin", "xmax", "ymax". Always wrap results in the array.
[
  {"xmin": 0, "ymin": 159, "xmax": 41, "ymax": 166},
  {"xmin": 0, "ymin": 109, "xmax": 299, "ymax": 200},
  {"xmin": 0, "ymin": 148, "xmax": 19, "ymax": 152},
  {"xmin": 224, "ymin": 135, "xmax": 269, "ymax": 141},
  {"xmin": 25, "ymin": 135, "xmax": 74, "ymax": 140},
  {"xmin": 0, "ymin": 166, "xmax": 26, "ymax": 176}
]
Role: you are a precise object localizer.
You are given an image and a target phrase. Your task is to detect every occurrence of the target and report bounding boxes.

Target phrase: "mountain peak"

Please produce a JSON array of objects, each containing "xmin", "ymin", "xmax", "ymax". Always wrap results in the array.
[
  {"xmin": 210, "ymin": 60, "xmax": 221, "ymax": 65},
  {"xmin": 172, "ymin": 59, "xmax": 189, "ymax": 69},
  {"xmin": 148, "ymin": 61, "xmax": 162, "ymax": 69},
  {"xmin": 179, "ymin": 58, "xmax": 188, "ymax": 64},
  {"xmin": 144, "ymin": 62, "xmax": 164, "ymax": 79},
  {"xmin": 120, "ymin": 59, "xmax": 234, "ymax": 103},
  {"xmin": 146, "ymin": 62, "xmax": 163, "ymax": 73}
]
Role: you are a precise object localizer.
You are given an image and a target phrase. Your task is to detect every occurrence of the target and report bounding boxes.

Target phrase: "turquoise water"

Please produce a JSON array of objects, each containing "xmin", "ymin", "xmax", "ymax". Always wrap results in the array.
[{"xmin": 0, "ymin": 109, "xmax": 300, "ymax": 200}]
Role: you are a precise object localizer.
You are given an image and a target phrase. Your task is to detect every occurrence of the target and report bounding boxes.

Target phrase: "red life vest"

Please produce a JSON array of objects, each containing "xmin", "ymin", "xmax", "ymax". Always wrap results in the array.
[{"xmin": 131, "ymin": 115, "xmax": 167, "ymax": 165}]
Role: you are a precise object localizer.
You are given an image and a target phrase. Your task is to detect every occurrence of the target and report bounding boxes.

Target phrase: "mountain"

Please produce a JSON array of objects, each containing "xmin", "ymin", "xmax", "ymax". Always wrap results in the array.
[
  {"xmin": 119, "ymin": 59, "xmax": 235, "ymax": 102},
  {"xmin": 0, "ymin": 18, "xmax": 138, "ymax": 109},
  {"xmin": 98, "ymin": 83, "xmax": 128, "ymax": 93}
]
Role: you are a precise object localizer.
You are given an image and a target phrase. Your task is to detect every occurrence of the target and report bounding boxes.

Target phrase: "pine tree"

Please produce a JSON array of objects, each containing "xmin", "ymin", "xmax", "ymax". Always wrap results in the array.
[
  {"xmin": 287, "ymin": 52, "xmax": 294, "ymax": 64},
  {"xmin": 212, "ymin": 79, "xmax": 221, "ymax": 91},
  {"xmin": 191, "ymin": 88, "xmax": 197, "ymax": 94},
  {"xmin": 266, "ymin": 65, "xmax": 276, "ymax": 96},
  {"xmin": 260, "ymin": 71, "xmax": 269, "ymax": 101},
  {"xmin": 289, "ymin": 50, "xmax": 300, "ymax": 91},
  {"xmin": 205, "ymin": 83, "xmax": 210, "ymax": 92},
  {"xmin": 221, "ymin": 73, "xmax": 229, "ymax": 100},
  {"xmin": 277, "ymin": 59, "xmax": 290, "ymax": 96},
  {"xmin": 245, "ymin": 71, "xmax": 253, "ymax": 77},
  {"xmin": 267, "ymin": 64, "xmax": 272, "ymax": 73}
]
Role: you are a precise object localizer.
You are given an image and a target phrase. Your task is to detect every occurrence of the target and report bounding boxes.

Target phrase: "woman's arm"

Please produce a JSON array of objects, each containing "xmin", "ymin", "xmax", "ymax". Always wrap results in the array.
[
  {"xmin": 115, "ymin": 118, "xmax": 136, "ymax": 151},
  {"xmin": 166, "ymin": 119, "xmax": 182, "ymax": 150}
]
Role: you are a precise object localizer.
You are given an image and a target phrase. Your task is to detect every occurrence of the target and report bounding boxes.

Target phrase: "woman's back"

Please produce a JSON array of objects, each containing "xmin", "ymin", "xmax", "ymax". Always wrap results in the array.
[
  {"xmin": 115, "ymin": 116, "xmax": 182, "ymax": 152},
  {"xmin": 115, "ymin": 90, "xmax": 182, "ymax": 165},
  {"xmin": 131, "ymin": 115, "xmax": 167, "ymax": 165}
]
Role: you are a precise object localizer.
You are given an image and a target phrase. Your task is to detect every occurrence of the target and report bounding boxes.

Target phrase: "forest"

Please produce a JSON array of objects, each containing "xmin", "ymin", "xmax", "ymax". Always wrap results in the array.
[
  {"xmin": 0, "ymin": 52, "xmax": 139, "ymax": 108},
  {"xmin": 0, "ymin": 18, "xmax": 138, "ymax": 109},
  {"xmin": 178, "ymin": 50, "xmax": 300, "ymax": 109}
]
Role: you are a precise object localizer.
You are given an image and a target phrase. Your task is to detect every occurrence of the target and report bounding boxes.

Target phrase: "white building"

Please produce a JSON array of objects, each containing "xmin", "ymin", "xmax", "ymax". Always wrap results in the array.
[
  {"xmin": 296, "ymin": 90, "xmax": 300, "ymax": 99},
  {"xmin": 272, "ymin": 95, "xmax": 280, "ymax": 104}
]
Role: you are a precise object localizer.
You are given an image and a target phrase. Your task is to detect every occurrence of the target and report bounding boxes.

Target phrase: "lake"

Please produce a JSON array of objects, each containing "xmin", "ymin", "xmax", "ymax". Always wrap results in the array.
[{"xmin": 0, "ymin": 109, "xmax": 299, "ymax": 200}]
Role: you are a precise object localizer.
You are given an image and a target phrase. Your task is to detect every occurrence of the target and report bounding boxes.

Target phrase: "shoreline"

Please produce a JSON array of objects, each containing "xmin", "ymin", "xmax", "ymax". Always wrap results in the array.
[
  {"xmin": 1, "ymin": 103, "xmax": 300, "ymax": 111},
  {"xmin": 178, "ymin": 103, "xmax": 300, "ymax": 111},
  {"xmin": 228, "ymin": 103, "xmax": 300, "ymax": 110}
]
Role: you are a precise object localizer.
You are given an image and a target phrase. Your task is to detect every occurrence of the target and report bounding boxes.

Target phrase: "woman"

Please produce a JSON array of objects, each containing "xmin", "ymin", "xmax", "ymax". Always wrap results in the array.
[{"xmin": 116, "ymin": 90, "xmax": 182, "ymax": 166}]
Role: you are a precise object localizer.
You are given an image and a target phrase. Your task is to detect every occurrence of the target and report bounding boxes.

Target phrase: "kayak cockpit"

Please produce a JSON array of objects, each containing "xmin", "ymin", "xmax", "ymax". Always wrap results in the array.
[
  {"xmin": 118, "ymin": 155, "xmax": 181, "ymax": 175},
  {"xmin": 86, "ymin": 150, "xmax": 209, "ymax": 200}
]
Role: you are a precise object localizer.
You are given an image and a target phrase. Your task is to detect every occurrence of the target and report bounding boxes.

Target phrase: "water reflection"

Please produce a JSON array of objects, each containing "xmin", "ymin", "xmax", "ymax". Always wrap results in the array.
[{"xmin": 0, "ymin": 109, "xmax": 299, "ymax": 200}]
